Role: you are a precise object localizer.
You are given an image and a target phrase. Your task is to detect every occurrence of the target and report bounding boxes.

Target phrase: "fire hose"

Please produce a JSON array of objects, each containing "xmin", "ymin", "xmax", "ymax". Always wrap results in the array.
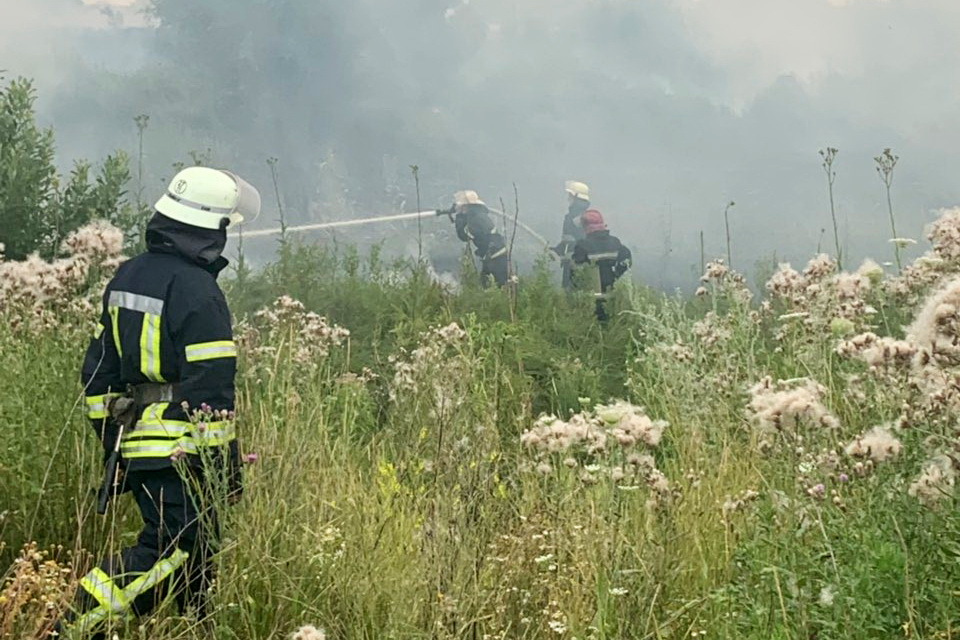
[{"xmin": 230, "ymin": 208, "xmax": 551, "ymax": 248}]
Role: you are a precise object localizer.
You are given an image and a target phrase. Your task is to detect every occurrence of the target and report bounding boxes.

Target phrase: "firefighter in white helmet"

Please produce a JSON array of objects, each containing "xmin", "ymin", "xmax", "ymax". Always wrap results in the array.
[
  {"xmin": 552, "ymin": 180, "xmax": 591, "ymax": 289},
  {"xmin": 59, "ymin": 167, "xmax": 260, "ymax": 639},
  {"xmin": 436, "ymin": 190, "xmax": 509, "ymax": 287}
]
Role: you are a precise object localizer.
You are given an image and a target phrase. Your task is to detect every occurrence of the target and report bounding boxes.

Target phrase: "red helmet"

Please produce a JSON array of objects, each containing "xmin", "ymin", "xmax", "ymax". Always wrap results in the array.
[{"xmin": 581, "ymin": 209, "xmax": 607, "ymax": 233}]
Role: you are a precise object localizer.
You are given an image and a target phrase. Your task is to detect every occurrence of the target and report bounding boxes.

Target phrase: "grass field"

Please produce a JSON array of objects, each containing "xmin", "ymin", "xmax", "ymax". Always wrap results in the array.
[{"xmin": 2, "ymin": 212, "xmax": 960, "ymax": 639}]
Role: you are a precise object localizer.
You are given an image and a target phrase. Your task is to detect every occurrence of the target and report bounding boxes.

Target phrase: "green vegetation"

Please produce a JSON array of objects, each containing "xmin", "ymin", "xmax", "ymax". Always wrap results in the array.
[
  {"xmin": 3, "ymin": 76, "xmax": 960, "ymax": 640},
  {"xmin": 4, "ymin": 226, "xmax": 960, "ymax": 638},
  {"xmin": 0, "ymin": 77, "xmax": 143, "ymax": 260}
]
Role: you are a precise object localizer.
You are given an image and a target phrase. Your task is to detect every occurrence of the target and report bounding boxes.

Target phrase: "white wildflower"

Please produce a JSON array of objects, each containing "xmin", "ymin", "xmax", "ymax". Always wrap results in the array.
[
  {"xmin": 548, "ymin": 620, "xmax": 567, "ymax": 634},
  {"xmin": 908, "ymin": 455, "xmax": 956, "ymax": 506},
  {"xmin": 889, "ymin": 237, "xmax": 917, "ymax": 248},
  {"xmin": 746, "ymin": 377, "xmax": 840, "ymax": 436},
  {"xmin": 291, "ymin": 625, "xmax": 326, "ymax": 640},
  {"xmin": 803, "ymin": 253, "xmax": 837, "ymax": 281},
  {"xmin": 856, "ymin": 258, "xmax": 884, "ymax": 285},
  {"xmin": 818, "ymin": 585, "xmax": 836, "ymax": 607},
  {"xmin": 844, "ymin": 426, "xmax": 902, "ymax": 463}
]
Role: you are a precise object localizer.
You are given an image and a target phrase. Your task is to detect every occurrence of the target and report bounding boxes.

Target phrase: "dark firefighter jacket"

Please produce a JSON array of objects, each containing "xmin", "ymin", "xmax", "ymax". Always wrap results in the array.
[
  {"xmin": 553, "ymin": 199, "xmax": 589, "ymax": 259},
  {"xmin": 81, "ymin": 213, "xmax": 240, "ymax": 476},
  {"xmin": 454, "ymin": 204, "xmax": 507, "ymax": 260},
  {"xmin": 572, "ymin": 230, "xmax": 633, "ymax": 293}
]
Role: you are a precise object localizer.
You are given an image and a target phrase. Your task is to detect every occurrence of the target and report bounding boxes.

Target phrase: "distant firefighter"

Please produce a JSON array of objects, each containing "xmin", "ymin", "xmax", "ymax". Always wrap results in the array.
[
  {"xmin": 572, "ymin": 209, "xmax": 632, "ymax": 321},
  {"xmin": 552, "ymin": 180, "xmax": 591, "ymax": 289},
  {"xmin": 436, "ymin": 190, "xmax": 509, "ymax": 287}
]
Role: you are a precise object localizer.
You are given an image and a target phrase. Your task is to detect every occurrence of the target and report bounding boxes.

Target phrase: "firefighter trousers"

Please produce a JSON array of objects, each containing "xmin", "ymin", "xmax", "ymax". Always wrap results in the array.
[
  {"xmin": 63, "ymin": 467, "xmax": 219, "ymax": 638},
  {"xmin": 481, "ymin": 254, "xmax": 509, "ymax": 287}
]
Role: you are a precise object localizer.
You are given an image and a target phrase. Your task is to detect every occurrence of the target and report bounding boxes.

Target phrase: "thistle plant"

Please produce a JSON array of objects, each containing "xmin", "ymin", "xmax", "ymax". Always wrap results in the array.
[
  {"xmin": 133, "ymin": 113, "xmax": 149, "ymax": 212},
  {"xmin": 875, "ymin": 148, "xmax": 904, "ymax": 273},
  {"xmin": 724, "ymin": 200, "xmax": 735, "ymax": 268},
  {"xmin": 819, "ymin": 147, "xmax": 843, "ymax": 269}
]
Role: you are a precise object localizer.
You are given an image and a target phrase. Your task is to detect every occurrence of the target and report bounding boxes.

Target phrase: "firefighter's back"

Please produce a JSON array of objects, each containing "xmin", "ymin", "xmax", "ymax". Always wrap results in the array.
[{"xmin": 104, "ymin": 251, "xmax": 221, "ymax": 387}]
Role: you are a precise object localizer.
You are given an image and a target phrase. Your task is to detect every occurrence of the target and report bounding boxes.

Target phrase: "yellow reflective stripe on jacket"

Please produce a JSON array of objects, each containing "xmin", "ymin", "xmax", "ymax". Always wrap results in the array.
[
  {"xmin": 94, "ymin": 322, "xmax": 104, "ymax": 340},
  {"xmin": 125, "ymin": 404, "xmax": 192, "ymax": 439},
  {"xmin": 587, "ymin": 251, "xmax": 620, "ymax": 261},
  {"xmin": 192, "ymin": 423, "xmax": 236, "ymax": 446},
  {"xmin": 108, "ymin": 290, "xmax": 164, "ymax": 315},
  {"xmin": 120, "ymin": 402, "xmax": 236, "ymax": 458},
  {"xmin": 185, "ymin": 340, "xmax": 237, "ymax": 363},
  {"xmin": 488, "ymin": 247, "xmax": 508, "ymax": 259},
  {"xmin": 79, "ymin": 567, "xmax": 129, "ymax": 613},
  {"xmin": 109, "ymin": 306, "xmax": 122, "ymax": 357},
  {"xmin": 85, "ymin": 393, "xmax": 122, "ymax": 420},
  {"xmin": 121, "ymin": 425, "xmax": 237, "ymax": 457},
  {"xmin": 121, "ymin": 439, "xmax": 199, "ymax": 459},
  {"xmin": 139, "ymin": 313, "xmax": 165, "ymax": 382}
]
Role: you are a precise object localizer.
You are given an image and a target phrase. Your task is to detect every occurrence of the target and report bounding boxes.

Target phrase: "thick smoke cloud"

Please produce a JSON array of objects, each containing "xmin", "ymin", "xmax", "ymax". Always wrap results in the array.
[{"xmin": 7, "ymin": 0, "xmax": 960, "ymax": 287}]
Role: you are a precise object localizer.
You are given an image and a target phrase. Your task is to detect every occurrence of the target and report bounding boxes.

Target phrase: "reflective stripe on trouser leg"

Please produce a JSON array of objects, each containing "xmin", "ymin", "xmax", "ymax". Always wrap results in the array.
[
  {"xmin": 65, "ymin": 550, "xmax": 189, "ymax": 638},
  {"xmin": 65, "ymin": 568, "xmax": 131, "ymax": 637},
  {"xmin": 122, "ymin": 549, "xmax": 190, "ymax": 602},
  {"xmin": 80, "ymin": 567, "xmax": 129, "ymax": 613}
]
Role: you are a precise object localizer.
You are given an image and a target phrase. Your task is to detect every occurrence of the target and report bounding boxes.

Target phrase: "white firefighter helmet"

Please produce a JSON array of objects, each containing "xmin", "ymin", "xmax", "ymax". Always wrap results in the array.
[
  {"xmin": 453, "ymin": 189, "xmax": 485, "ymax": 207},
  {"xmin": 155, "ymin": 167, "xmax": 261, "ymax": 230},
  {"xmin": 564, "ymin": 180, "xmax": 590, "ymax": 201}
]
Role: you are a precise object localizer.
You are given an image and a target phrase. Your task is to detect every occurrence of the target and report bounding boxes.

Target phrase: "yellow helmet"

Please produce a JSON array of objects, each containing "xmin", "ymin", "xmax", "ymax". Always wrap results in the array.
[
  {"xmin": 564, "ymin": 180, "xmax": 590, "ymax": 201},
  {"xmin": 453, "ymin": 190, "xmax": 485, "ymax": 207}
]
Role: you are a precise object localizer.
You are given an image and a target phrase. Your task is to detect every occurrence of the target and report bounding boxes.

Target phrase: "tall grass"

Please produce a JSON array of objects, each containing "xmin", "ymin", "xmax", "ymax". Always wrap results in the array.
[{"xmin": 3, "ymin": 220, "xmax": 960, "ymax": 639}]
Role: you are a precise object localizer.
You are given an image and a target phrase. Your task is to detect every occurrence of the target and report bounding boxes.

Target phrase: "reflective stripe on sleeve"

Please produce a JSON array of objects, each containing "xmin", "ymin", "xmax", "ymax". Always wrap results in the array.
[
  {"xmin": 94, "ymin": 323, "xmax": 104, "ymax": 340},
  {"xmin": 139, "ymin": 313, "xmax": 165, "ymax": 382},
  {"xmin": 85, "ymin": 393, "xmax": 122, "ymax": 420},
  {"xmin": 488, "ymin": 247, "xmax": 508, "ymax": 259},
  {"xmin": 185, "ymin": 340, "xmax": 237, "ymax": 363}
]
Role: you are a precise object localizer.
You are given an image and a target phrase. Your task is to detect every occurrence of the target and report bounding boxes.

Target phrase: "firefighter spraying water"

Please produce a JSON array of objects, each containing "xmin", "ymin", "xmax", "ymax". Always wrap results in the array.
[{"xmin": 434, "ymin": 190, "xmax": 509, "ymax": 287}]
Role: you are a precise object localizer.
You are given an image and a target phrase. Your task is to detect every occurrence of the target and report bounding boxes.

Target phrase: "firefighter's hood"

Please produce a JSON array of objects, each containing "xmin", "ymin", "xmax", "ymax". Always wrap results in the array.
[{"xmin": 145, "ymin": 212, "xmax": 229, "ymax": 272}]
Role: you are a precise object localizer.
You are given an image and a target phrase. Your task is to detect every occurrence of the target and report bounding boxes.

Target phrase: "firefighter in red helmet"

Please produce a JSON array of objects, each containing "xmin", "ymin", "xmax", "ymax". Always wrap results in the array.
[{"xmin": 571, "ymin": 209, "xmax": 632, "ymax": 321}]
